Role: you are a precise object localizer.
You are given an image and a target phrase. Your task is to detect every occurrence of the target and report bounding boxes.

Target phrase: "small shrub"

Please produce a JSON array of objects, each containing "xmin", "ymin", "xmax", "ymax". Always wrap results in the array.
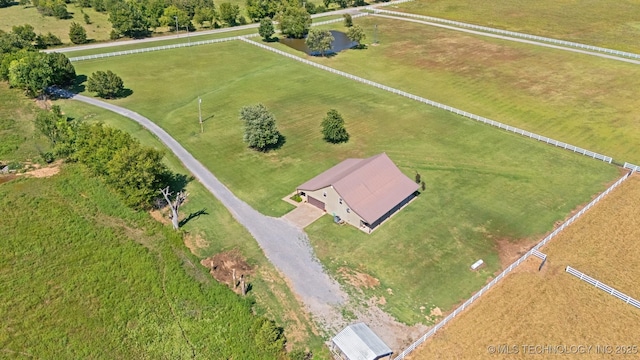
[
  {"xmin": 343, "ymin": 13, "xmax": 352, "ymax": 27},
  {"xmin": 290, "ymin": 194, "xmax": 302, "ymax": 202}
]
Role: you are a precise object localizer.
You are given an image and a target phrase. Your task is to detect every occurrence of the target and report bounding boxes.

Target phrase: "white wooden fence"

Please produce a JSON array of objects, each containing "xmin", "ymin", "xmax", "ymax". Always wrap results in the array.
[
  {"xmin": 624, "ymin": 162, "xmax": 640, "ymax": 172},
  {"xmin": 240, "ymin": 37, "xmax": 613, "ymax": 164},
  {"xmin": 369, "ymin": 9, "xmax": 640, "ymax": 61},
  {"xmin": 566, "ymin": 266, "xmax": 640, "ymax": 310},
  {"xmin": 392, "ymin": 171, "xmax": 631, "ymax": 360}
]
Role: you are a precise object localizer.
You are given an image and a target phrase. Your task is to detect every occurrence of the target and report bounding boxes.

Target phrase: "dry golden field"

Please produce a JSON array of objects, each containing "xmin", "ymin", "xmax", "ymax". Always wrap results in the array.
[{"xmin": 408, "ymin": 174, "xmax": 640, "ymax": 360}]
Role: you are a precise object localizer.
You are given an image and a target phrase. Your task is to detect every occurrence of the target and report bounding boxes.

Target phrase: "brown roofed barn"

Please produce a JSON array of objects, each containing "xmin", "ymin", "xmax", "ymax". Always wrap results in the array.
[{"xmin": 297, "ymin": 153, "xmax": 418, "ymax": 233}]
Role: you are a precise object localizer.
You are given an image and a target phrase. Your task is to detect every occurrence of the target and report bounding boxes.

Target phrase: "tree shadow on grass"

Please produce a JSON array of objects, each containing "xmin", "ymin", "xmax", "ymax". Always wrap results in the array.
[
  {"xmin": 70, "ymin": 74, "xmax": 87, "ymax": 94},
  {"xmin": 118, "ymin": 88, "xmax": 133, "ymax": 98},
  {"xmin": 165, "ymin": 172, "xmax": 193, "ymax": 193},
  {"xmin": 265, "ymin": 133, "xmax": 286, "ymax": 151},
  {"xmin": 179, "ymin": 208, "xmax": 209, "ymax": 227}
]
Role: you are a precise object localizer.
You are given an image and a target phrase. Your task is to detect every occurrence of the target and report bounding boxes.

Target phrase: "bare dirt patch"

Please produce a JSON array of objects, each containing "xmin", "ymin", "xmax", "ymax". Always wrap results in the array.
[
  {"xmin": 183, "ymin": 233, "xmax": 210, "ymax": 255},
  {"xmin": 200, "ymin": 250, "xmax": 254, "ymax": 295},
  {"xmin": 494, "ymin": 237, "xmax": 538, "ymax": 268},
  {"xmin": 149, "ymin": 209, "xmax": 170, "ymax": 225},
  {"xmin": 0, "ymin": 174, "xmax": 17, "ymax": 185},
  {"xmin": 338, "ymin": 267, "xmax": 380, "ymax": 290},
  {"xmin": 18, "ymin": 161, "xmax": 62, "ymax": 178}
]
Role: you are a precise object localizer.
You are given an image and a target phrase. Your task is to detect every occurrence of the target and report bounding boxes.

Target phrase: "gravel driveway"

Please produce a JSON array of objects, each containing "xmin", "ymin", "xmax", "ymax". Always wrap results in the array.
[{"xmin": 60, "ymin": 91, "xmax": 348, "ymax": 329}]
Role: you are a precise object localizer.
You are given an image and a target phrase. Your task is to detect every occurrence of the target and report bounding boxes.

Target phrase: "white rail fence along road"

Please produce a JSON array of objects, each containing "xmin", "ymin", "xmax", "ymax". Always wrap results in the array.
[
  {"xmin": 392, "ymin": 171, "xmax": 632, "ymax": 360},
  {"xmin": 566, "ymin": 266, "xmax": 640, "ymax": 310},
  {"xmin": 369, "ymin": 8, "xmax": 640, "ymax": 61},
  {"xmin": 240, "ymin": 37, "xmax": 614, "ymax": 164}
]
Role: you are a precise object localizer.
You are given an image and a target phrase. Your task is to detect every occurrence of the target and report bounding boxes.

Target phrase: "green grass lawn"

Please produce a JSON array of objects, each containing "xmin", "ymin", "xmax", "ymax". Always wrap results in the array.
[
  {"xmin": 0, "ymin": 3, "xmax": 113, "ymax": 44},
  {"xmin": 69, "ymin": 40, "xmax": 619, "ymax": 323},
  {"xmin": 0, "ymin": 165, "xmax": 290, "ymax": 358},
  {"xmin": 396, "ymin": 0, "xmax": 640, "ymax": 54},
  {"xmin": 302, "ymin": 16, "xmax": 640, "ymax": 164}
]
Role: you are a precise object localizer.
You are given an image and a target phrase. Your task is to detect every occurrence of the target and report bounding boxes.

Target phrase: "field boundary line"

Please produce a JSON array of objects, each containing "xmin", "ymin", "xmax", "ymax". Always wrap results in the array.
[
  {"xmin": 67, "ymin": 14, "xmax": 370, "ymax": 62},
  {"xmin": 392, "ymin": 171, "xmax": 631, "ymax": 360},
  {"xmin": 239, "ymin": 37, "xmax": 614, "ymax": 165},
  {"xmin": 566, "ymin": 266, "xmax": 640, "ymax": 310},
  {"xmin": 368, "ymin": 8, "xmax": 640, "ymax": 62}
]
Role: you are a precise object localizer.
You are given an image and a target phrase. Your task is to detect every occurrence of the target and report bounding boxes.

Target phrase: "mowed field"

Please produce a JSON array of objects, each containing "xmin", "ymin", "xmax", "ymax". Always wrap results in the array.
[
  {"xmin": 408, "ymin": 174, "xmax": 640, "ymax": 360},
  {"xmin": 396, "ymin": 0, "xmax": 640, "ymax": 54},
  {"xmin": 68, "ymin": 41, "xmax": 619, "ymax": 323},
  {"xmin": 303, "ymin": 16, "xmax": 640, "ymax": 164},
  {"xmin": 0, "ymin": 4, "xmax": 113, "ymax": 43}
]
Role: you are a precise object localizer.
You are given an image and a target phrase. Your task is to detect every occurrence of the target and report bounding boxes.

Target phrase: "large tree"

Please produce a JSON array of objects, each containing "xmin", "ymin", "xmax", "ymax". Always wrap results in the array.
[
  {"xmin": 69, "ymin": 22, "xmax": 88, "ymax": 44},
  {"xmin": 277, "ymin": 6, "xmax": 311, "ymax": 38},
  {"xmin": 106, "ymin": 142, "xmax": 168, "ymax": 208},
  {"xmin": 347, "ymin": 24, "xmax": 366, "ymax": 48},
  {"xmin": 46, "ymin": 52, "xmax": 76, "ymax": 87},
  {"xmin": 321, "ymin": 109, "xmax": 349, "ymax": 143},
  {"xmin": 11, "ymin": 24, "xmax": 37, "ymax": 43},
  {"xmin": 159, "ymin": 5, "xmax": 193, "ymax": 31},
  {"xmin": 87, "ymin": 70, "xmax": 124, "ymax": 99},
  {"xmin": 193, "ymin": 6, "xmax": 216, "ymax": 28},
  {"xmin": 8, "ymin": 52, "xmax": 53, "ymax": 97},
  {"xmin": 305, "ymin": 28, "xmax": 334, "ymax": 56},
  {"xmin": 246, "ymin": 0, "xmax": 279, "ymax": 22},
  {"xmin": 258, "ymin": 17, "xmax": 275, "ymax": 41},
  {"xmin": 240, "ymin": 104, "xmax": 280, "ymax": 151},
  {"xmin": 108, "ymin": 1, "xmax": 151, "ymax": 38},
  {"xmin": 218, "ymin": 2, "xmax": 241, "ymax": 26}
]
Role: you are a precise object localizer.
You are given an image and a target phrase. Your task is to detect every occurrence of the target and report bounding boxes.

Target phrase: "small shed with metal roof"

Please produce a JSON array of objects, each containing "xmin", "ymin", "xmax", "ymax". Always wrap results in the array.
[{"xmin": 330, "ymin": 323, "xmax": 393, "ymax": 360}]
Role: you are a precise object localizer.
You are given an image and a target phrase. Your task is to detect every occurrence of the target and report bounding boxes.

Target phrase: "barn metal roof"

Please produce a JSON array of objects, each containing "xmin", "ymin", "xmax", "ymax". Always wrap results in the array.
[
  {"xmin": 297, "ymin": 153, "xmax": 419, "ymax": 224},
  {"xmin": 332, "ymin": 323, "xmax": 393, "ymax": 360}
]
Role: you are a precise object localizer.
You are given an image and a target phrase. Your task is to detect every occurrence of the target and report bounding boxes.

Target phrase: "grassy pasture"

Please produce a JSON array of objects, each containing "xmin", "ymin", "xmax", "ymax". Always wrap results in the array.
[
  {"xmin": 70, "ymin": 41, "xmax": 619, "ymax": 323},
  {"xmin": 408, "ymin": 174, "xmax": 640, "ymax": 360},
  {"xmin": 0, "ymin": 83, "xmax": 47, "ymax": 162},
  {"xmin": 302, "ymin": 16, "xmax": 640, "ymax": 164},
  {"xmin": 0, "ymin": 3, "xmax": 112, "ymax": 43},
  {"xmin": 396, "ymin": 0, "xmax": 640, "ymax": 54},
  {"xmin": 56, "ymin": 99, "xmax": 327, "ymax": 354},
  {"xmin": 0, "ymin": 165, "xmax": 288, "ymax": 358}
]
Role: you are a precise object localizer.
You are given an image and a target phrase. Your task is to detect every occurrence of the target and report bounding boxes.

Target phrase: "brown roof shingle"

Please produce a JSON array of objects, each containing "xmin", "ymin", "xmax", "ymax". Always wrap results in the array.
[{"xmin": 297, "ymin": 153, "xmax": 418, "ymax": 224}]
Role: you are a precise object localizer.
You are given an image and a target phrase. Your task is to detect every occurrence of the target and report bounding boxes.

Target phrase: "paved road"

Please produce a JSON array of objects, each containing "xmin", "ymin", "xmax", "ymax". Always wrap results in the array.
[{"xmin": 55, "ymin": 89, "xmax": 348, "ymax": 329}]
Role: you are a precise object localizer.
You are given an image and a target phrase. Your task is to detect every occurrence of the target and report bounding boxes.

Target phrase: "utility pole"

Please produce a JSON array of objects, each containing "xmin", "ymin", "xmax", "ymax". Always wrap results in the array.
[
  {"xmin": 198, "ymin": 97, "xmax": 203, "ymax": 133},
  {"xmin": 185, "ymin": 24, "xmax": 190, "ymax": 44},
  {"xmin": 174, "ymin": 16, "xmax": 179, "ymax": 37}
]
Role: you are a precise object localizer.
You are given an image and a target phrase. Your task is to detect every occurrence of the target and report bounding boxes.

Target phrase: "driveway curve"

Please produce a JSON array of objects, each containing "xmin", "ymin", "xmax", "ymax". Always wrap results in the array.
[{"xmin": 56, "ymin": 90, "xmax": 347, "ymax": 329}]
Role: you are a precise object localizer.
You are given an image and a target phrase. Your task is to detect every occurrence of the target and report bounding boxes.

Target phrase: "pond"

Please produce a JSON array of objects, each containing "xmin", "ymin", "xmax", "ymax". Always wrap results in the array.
[{"xmin": 279, "ymin": 30, "xmax": 356, "ymax": 56}]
